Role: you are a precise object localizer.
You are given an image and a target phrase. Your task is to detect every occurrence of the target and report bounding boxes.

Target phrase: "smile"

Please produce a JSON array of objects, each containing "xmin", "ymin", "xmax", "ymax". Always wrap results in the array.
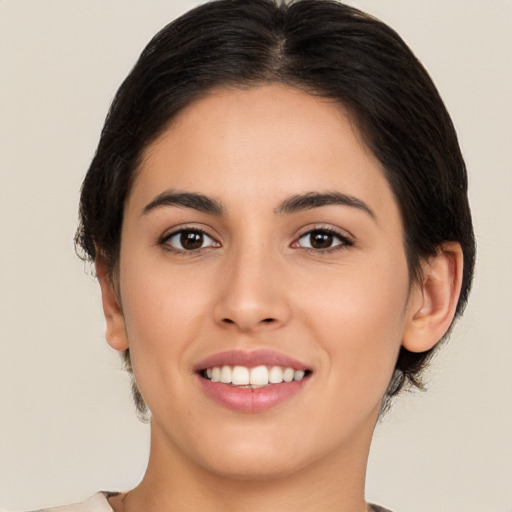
[
  {"xmin": 195, "ymin": 350, "xmax": 313, "ymax": 412},
  {"xmin": 201, "ymin": 365, "xmax": 309, "ymax": 388}
]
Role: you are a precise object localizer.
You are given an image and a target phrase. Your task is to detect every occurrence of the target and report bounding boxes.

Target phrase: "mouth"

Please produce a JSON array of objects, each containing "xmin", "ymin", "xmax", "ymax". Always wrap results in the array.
[
  {"xmin": 195, "ymin": 350, "xmax": 313, "ymax": 413},
  {"xmin": 199, "ymin": 365, "xmax": 312, "ymax": 388}
]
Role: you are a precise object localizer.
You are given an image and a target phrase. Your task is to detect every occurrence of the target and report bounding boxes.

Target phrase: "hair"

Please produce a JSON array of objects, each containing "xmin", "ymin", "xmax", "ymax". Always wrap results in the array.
[{"xmin": 75, "ymin": 0, "xmax": 475, "ymax": 418}]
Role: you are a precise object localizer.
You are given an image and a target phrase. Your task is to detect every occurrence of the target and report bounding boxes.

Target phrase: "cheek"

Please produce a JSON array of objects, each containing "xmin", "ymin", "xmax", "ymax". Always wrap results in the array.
[
  {"xmin": 122, "ymin": 267, "xmax": 210, "ymax": 346},
  {"xmin": 298, "ymin": 255, "xmax": 410, "ymax": 393},
  {"xmin": 118, "ymin": 258, "xmax": 215, "ymax": 400}
]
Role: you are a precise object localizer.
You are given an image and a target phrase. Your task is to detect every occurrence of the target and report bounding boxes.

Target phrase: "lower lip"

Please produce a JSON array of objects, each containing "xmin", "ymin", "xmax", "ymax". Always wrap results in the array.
[{"xmin": 197, "ymin": 376, "xmax": 308, "ymax": 413}]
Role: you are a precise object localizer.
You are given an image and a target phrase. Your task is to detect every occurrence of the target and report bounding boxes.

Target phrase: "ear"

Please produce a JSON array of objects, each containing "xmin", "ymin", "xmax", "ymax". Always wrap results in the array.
[
  {"xmin": 403, "ymin": 242, "xmax": 464, "ymax": 353},
  {"xmin": 95, "ymin": 257, "xmax": 129, "ymax": 351}
]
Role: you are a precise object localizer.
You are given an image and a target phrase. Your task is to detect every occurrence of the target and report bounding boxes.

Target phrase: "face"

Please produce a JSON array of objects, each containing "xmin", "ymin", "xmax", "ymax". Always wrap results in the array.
[{"xmin": 111, "ymin": 85, "xmax": 416, "ymax": 479}]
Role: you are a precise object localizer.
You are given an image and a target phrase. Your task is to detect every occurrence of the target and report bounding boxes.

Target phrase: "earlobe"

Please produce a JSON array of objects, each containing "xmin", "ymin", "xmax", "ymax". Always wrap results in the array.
[
  {"xmin": 403, "ymin": 242, "xmax": 464, "ymax": 353},
  {"xmin": 95, "ymin": 258, "xmax": 129, "ymax": 351}
]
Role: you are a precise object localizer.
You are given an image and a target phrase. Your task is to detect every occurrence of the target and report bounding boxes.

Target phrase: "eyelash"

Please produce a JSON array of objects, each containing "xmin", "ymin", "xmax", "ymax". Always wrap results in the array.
[
  {"xmin": 159, "ymin": 226, "xmax": 219, "ymax": 255},
  {"xmin": 293, "ymin": 226, "xmax": 354, "ymax": 254},
  {"xmin": 158, "ymin": 226, "xmax": 353, "ymax": 255}
]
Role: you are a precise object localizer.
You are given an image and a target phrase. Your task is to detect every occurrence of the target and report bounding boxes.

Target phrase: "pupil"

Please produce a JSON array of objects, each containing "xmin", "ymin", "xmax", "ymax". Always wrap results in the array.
[
  {"xmin": 181, "ymin": 231, "xmax": 203, "ymax": 250},
  {"xmin": 311, "ymin": 231, "xmax": 333, "ymax": 249}
]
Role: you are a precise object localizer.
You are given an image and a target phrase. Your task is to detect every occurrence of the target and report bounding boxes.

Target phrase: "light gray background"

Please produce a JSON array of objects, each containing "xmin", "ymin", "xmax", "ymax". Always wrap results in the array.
[{"xmin": 1, "ymin": 1, "xmax": 511, "ymax": 511}]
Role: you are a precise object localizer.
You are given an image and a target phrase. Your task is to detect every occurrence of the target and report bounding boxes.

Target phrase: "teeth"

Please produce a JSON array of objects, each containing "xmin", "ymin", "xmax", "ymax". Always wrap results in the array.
[
  {"xmin": 283, "ymin": 368, "xmax": 294, "ymax": 382},
  {"xmin": 232, "ymin": 366, "xmax": 250, "ymax": 385},
  {"xmin": 294, "ymin": 370, "xmax": 305, "ymax": 380},
  {"xmin": 220, "ymin": 365, "xmax": 232, "ymax": 384},
  {"xmin": 203, "ymin": 365, "xmax": 308, "ymax": 387},
  {"xmin": 250, "ymin": 365, "xmax": 269, "ymax": 386},
  {"xmin": 269, "ymin": 366, "xmax": 283, "ymax": 383},
  {"xmin": 211, "ymin": 366, "xmax": 220, "ymax": 382}
]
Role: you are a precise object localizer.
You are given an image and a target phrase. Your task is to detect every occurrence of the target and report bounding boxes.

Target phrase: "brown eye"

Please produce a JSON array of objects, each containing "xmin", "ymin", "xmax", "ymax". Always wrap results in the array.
[
  {"xmin": 165, "ymin": 229, "xmax": 218, "ymax": 251},
  {"xmin": 296, "ymin": 229, "xmax": 348, "ymax": 250},
  {"xmin": 181, "ymin": 231, "xmax": 204, "ymax": 250},
  {"xmin": 310, "ymin": 231, "xmax": 334, "ymax": 249}
]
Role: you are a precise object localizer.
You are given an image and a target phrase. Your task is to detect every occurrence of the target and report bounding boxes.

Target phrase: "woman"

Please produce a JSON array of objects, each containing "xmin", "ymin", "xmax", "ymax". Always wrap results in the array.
[{"xmin": 41, "ymin": 0, "xmax": 475, "ymax": 510}]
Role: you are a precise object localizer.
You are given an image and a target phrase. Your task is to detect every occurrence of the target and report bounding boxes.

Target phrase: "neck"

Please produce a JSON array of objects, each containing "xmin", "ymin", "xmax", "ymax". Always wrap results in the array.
[{"xmin": 114, "ymin": 418, "xmax": 375, "ymax": 512}]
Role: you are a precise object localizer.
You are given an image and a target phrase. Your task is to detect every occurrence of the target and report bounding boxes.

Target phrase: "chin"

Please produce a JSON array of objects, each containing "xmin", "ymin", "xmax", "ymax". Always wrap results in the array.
[
  {"xmin": 187, "ymin": 433, "xmax": 314, "ymax": 481},
  {"xmin": 200, "ymin": 454, "xmax": 306, "ymax": 482}
]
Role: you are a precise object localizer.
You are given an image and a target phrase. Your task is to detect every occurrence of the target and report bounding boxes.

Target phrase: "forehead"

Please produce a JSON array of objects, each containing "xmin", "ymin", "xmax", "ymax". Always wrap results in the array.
[{"xmin": 129, "ymin": 84, "xmax": 397, "ymax": 221}]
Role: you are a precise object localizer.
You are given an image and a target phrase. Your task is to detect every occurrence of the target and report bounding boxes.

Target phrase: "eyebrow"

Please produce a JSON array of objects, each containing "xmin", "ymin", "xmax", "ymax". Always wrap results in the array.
[
  {"xmin": 142, "ymin": 190, "xmax": 224, "ymax": 216},
  {"xmin": 275, "ymin": 192, "xmax": 376, "ymax": 220},
  {"xmin": 142, "ymin": 189, "xmax": 375, "ymax": 220}
]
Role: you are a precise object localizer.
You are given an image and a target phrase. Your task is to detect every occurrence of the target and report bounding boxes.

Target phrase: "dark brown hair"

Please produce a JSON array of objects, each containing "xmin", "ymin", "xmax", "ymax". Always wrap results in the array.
[{"xmin": 76, "ymin": 0, "xmax": 475, "ymax": 417}]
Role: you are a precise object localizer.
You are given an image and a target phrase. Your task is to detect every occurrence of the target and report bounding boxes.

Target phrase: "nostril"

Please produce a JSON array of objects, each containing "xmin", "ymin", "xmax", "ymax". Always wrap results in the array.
[{"xmin": 219, "ymin": 317, "xmax": 277, "ymax": 328}]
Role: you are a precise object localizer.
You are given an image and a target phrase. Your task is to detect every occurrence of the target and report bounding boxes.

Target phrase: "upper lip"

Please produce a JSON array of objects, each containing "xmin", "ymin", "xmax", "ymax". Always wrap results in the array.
[{"xmin": 194, "ymin": 349, "xmax": 311, "ymax": 372}]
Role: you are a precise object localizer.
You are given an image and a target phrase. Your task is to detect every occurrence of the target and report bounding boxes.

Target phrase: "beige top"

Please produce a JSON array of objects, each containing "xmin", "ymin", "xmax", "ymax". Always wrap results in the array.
[
  {"xmin": 33, "ymin": 493, "xmax": 113, "ymax": 512},
  {"xmin": 33, "ymin": 493, "xmax": 392, "ymax": 512}
]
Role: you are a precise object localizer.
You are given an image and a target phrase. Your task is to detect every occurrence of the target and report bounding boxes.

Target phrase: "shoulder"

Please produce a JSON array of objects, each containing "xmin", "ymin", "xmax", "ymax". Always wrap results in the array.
[
  {"xmin": 28, "ymin": 495, "xmax": 392, "ymax": 512},
  {"xmin": 30, "ymin": 493, "xmax": 114, "ymax": 512},
  {"xmin": 369, "ymin": 505, "xmax": 394, "ymax": 512}
]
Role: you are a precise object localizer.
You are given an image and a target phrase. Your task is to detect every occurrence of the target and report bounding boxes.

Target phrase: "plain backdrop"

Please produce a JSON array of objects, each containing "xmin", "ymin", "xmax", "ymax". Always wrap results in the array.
[{"xmin": 1, "ymin": 1, "xmax": 511, "ymax": 511}]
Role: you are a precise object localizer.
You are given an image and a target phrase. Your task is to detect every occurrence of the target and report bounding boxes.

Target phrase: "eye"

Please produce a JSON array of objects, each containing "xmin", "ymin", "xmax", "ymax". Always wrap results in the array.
[
  {"xmin": 163, "ymin": 229, "xmax": 219, "ymax": 251},
  {"xmin": 294, "ymin": 229, "xmax": 351, "ymax": 251}
]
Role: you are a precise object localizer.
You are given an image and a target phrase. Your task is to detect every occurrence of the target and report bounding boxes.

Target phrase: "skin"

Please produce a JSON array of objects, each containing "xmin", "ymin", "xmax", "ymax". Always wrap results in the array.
[{"xmin": 98, "ymin": 85, "xmax": 463, "ymax": 512}]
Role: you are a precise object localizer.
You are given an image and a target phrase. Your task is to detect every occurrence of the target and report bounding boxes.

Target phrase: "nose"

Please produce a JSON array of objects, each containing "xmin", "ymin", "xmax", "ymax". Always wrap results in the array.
[{"xmin": 212, "ymin": 245, "xmax": 291, "ymax": 334}]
